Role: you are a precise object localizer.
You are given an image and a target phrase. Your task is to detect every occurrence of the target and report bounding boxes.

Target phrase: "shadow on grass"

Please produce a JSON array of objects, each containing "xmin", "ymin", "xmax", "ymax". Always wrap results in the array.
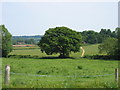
[
  {"xmin": 40, "ymin": 56, "xmax": 75, "ymax": 59},
  {"xmin": 7, "ymin": 55, "xmax": 120, "ymax": 61},
  {"xmin": 7, "ymin": 55, "xmax": 76, "ymax": 59},
  {"xmin": 83, "ymin": 55, "xmax": 120, "ymax": 61}
]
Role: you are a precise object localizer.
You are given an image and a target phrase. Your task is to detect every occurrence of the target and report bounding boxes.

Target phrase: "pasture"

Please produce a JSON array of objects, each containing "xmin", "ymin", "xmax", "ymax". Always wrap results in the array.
[
  {"xmin": 2, "ymin": 44, "xmax": 119, "ymax": 88},
  {"xmin": 9, "ymin": 44, "xmax": 99, "ymax": 58}
]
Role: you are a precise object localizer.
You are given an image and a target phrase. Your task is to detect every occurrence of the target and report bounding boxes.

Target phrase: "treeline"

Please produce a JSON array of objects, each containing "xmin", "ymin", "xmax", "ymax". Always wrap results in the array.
[
  {"xmin": 80, "ymin": 29, "xmax": 117, "ymax": 44},
  {"xmin": 1, "ymin": 24, "xmax": 120, "ymax": 59},
  {"xmin": 98, "ymin": 27, "xmax": 120, "ymax": 59},
  {"xmin": 12, "ymin": 35, "xmax": 42, "ymax": 45},
  {"xmin": 12, "ymin": 29, "xmax": 116, "ymax": 45}
]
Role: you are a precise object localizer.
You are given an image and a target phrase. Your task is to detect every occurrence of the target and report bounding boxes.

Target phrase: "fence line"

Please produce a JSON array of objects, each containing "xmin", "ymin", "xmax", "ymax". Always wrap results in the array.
[
  {"xmin": 10, "ymin": 77, "xmax": 96, "ymax": 81},
  {"xmin": 4, "ymin": 65, "xmax": 119, "ymax": 86},
  {"xmin": 10, "ymin": 72, "xmax": 114, "ymax": 78}
]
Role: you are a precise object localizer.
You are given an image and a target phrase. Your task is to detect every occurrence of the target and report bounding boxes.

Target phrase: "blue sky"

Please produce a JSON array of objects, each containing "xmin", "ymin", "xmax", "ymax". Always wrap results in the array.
[{"xmin": 1, "ymin": 2, "xmax": 118, "ymax": 36}]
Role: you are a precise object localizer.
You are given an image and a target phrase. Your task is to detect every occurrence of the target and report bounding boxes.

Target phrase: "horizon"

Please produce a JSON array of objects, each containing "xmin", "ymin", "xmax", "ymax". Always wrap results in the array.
[{"xmin": 11, "ymin": 27, "xmax": 117, "ymax": 36}]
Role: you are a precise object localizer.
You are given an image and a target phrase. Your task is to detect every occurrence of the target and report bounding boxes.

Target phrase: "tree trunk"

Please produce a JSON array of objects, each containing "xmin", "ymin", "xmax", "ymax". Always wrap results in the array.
[{"xmin": 59, "ymin": 52, "xmax": 69, "ymax": 58}]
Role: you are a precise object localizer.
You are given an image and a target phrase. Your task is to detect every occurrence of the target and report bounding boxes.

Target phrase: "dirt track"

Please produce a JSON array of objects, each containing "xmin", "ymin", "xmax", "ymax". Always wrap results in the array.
[{"xmin": 80, "ymin": 47, "xmax": 85, "ymax": 57}]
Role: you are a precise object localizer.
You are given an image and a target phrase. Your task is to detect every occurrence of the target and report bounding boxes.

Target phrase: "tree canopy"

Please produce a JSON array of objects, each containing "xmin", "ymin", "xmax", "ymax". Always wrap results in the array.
[
  {"xmin": 98, "ymin": 27, "xmax": 120, "ymax": 59},
  {"xmin": 81, "ymin": 30, "xmax": 99, "ymax": 44},
  {"xmin": 80, "ymin": 29, "xmax": 117, "ymax": 44},
  {"xmin": 98, "ymin": 37, "xmax": 118, "ymax": 55},
  {"xmin": 0, "ymin": 25, "xmax": 12, "ymax": 57},
  {"xmin": 38, "ymin": 26, "xmax": 82, "ymax": 58},
  {"xmin": 114, "ymin": 27, "xmax": 120, "ymax": 58}
]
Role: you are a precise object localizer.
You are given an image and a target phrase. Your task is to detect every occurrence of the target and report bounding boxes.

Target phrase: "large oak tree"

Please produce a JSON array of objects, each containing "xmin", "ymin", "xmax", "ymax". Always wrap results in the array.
[{"xmin": 38, "ymin": 26, "xmax": 82, "ymax": 58}]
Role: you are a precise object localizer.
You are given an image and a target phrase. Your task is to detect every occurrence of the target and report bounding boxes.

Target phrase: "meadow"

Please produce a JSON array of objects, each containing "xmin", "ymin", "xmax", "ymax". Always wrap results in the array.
[
  {"xmin": 2, "ymin": 44, "xmax": 119, "ymax": 88},
  {"xmin": 9, "ymin": 44, "xmax": 99, "ymax": 58}
]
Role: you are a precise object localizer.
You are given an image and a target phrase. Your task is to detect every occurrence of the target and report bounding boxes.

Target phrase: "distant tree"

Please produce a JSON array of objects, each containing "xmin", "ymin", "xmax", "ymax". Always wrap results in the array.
[
  {"xmin": 111, "ymin": 31, "xmax": 117, "ymax": 38},
  {"xmin": 25, "ymin": 39, "xmax": 35, "ymax": 44},
  {"xmin": 106, "ymin": 29, "xmax": 111, "ymax": 36},
  {"xmin": 99, "ymin": 29, "xmax": 112, "ymax": 42},
  {"xmin": 30, "ymin": 39, "xmax": 35, "ymax": 44},
  {"xmin": 0, "ymin": 25, "xmax": 12, "ymax": 57},
  {"xmin": 81, "ymin": 30, "xmax": 99, "ymax": 44},
  {"xmin": 98, "ymin": 37, "xmax": 117, "ymax": 56},
  {"xmin": 38, "ymin": 26, "xmax": 82, "ymax": 58},
  {"xmin": 12, "ymin": 39, "xmax": 18, "ymax": 45},
  {"xmin": 114, "ymin": 27, "xmax": 120, "ymax": 58}
]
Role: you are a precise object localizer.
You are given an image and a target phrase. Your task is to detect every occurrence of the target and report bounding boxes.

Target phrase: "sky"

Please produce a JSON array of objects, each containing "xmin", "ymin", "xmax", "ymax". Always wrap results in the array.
[{"xmin": 0, "ymin": 0, "xmax": 118, "ymax": 36}]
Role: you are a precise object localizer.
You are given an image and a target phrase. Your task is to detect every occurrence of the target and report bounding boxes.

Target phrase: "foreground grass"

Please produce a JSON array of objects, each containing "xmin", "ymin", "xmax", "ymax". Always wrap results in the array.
[{"xmin": 2, "ymin": 58, "xmax": 119, "ymax": 88}]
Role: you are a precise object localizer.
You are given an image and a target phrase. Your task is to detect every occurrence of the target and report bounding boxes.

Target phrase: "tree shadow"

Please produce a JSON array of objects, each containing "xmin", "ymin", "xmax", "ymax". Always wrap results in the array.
[
  {"xmin": 7, "ymin": 55, "xmax": 76, "ymax": 60},
  {"xmin": 83, "ymin": 55, "xmax": 120, "ymax": 61},
  {"xmin": 39, "ymin": 56, "xmax": 75, "ymax": 59},
  {"xmin": 7, "ymin": 55, "xmax": 120, "ymax": 61}
]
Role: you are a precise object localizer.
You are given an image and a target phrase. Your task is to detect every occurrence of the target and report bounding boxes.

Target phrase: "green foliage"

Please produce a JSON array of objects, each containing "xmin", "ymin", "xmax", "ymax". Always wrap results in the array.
[
  {"xmin": 38, "ymin": 26, "xmax": 82, "ymax": 58},
  {"xmin": 0, "ymin": 25, "xmax": 12, "ymax": 57},
  {"xmin": 98, "ymin": 37, "xmax": 117, "ymax": 55},
  {"xmin": 80, "ymin": 29, "xmax": 117, "ymax": 44},
  {"xmin": 81, "ymin": 30, "xmax": 99, "ymax": 44},
  {"xmin": 99, "ymin": 29, "xmax": 114, "ymax": 43},
  {"xmin": 114, "ymin": 27, "xmax": 120, "ymax": 58},
  {"xmin": 76, "ymin": 65, "xmax": 83, "ymax": 69},
  {"xmin": 24, "ymin": 39, "xmax": 35, "ymax": 44},
  {"xmin": 98, "ymin": 27, "xmax": 120, "ymax": 59}
]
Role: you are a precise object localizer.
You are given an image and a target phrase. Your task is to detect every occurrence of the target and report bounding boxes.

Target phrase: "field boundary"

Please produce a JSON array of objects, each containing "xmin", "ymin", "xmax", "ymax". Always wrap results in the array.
[
  {"xmin": 13, "ymin": 48, "xmax": 39, "ymax": 50},
  {"xmin": 10, "ymin": 72, "xmax": 114, "ymax": 78},
  {"xmin": 4, "ymin": 65, "xmax": 119, "ymax": 87}
]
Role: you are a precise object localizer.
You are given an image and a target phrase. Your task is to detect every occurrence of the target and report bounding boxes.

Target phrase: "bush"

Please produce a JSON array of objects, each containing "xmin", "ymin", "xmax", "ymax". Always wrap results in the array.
[
  {"xmin": 76, "ymin": 66, "xmax": 83, "ymax": 69},
  {"xmin": 0, "ymin": 25, "xmax": 12, "ymax": 57}
]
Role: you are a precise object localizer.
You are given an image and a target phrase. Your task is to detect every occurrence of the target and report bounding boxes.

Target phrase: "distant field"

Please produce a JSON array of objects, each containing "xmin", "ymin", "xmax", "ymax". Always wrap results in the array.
[
  {"xmin": 12, "ymin": 45, "xmax": 39, "ymax": 50},
  {"xmin": 2, "ymin": 58, "xmax": 118, "ymax": 88},
  {"xmin": 71, "ymin": 44, "xmax": 99, "ymax": 57},
  {"xmin": 2, "ymin": 44, "xmax": 119, "ymax": 88},
  {"xmin": 10, "ymin": 44, "xmax": 99, "ymax": 58}
]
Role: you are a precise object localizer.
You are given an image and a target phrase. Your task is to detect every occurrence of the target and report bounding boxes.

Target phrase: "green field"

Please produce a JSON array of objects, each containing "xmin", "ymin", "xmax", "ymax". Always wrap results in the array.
[
  {"xmin": 9, "ymin": 44, "xmax": 99, "ymax": 58},
  {"xmin": 2, "ymin": 44, "xmax": 119, "ymax": 88}
]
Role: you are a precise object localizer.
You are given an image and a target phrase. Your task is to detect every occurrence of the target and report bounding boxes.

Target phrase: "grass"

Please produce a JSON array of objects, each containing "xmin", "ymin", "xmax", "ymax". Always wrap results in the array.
[
  {"xmin": 71, "ymin": 44, "xmax": 99, "ymax": 57},
  {"xmin": 2, "ymin": 58, "xmax": 118, "ymax": 88},
  {"xmin": 10, "ymin": 44, "xmax": 99, "ymax": 58},
  {"xmin": 13, "ymin": 45, "xmax": 39, "ymax": 50},
  {"xmin": 2, "ymin": 44, "xmax": 119, "ymax": 88}
]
